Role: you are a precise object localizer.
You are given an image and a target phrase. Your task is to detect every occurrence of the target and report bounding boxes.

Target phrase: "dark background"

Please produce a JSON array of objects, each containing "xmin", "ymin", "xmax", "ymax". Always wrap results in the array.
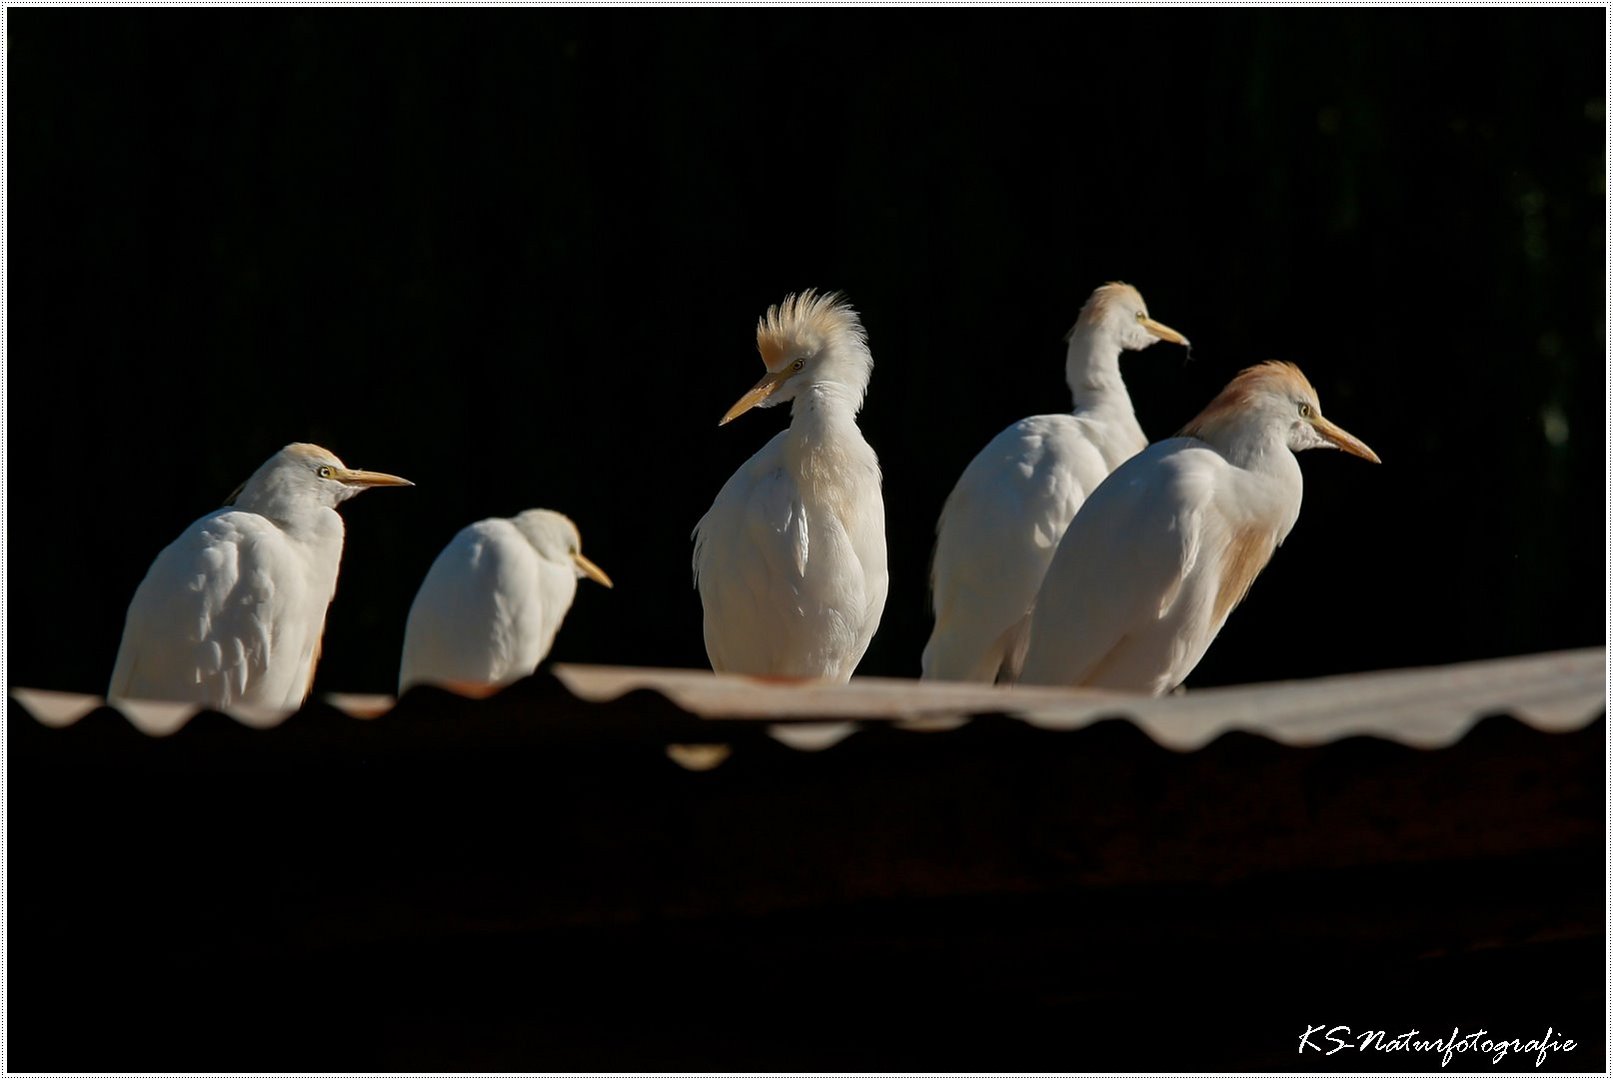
[{"xmin": 8, "ymin": 10, "xmax": 1605, "ymax": 695}]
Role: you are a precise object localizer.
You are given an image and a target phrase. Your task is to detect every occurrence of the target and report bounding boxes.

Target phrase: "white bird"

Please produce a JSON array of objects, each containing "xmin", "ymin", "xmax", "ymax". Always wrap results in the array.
[
  {"xmin": 692, "ymin": 290, "xmax": 888, "ymax": 681},
  {"xmin": 922, "ymin": 282, "xmax": 1189, "ymax": 683},
  {"xmin": 397, "ymin": 509, "xmax": 612, "ymax": 694},
  {"xmin": 1017, "ymin": 361, "xmax": 1380, "ymax": 693},
  {"xmin": 109, "ymin": 443, "xmax": 413, "ymax": 709}
]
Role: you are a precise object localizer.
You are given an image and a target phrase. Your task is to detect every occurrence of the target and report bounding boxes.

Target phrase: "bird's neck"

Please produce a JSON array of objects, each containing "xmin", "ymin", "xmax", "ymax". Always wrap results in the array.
[
  {"xmin": 1064, "ymin": 326, "xmax": 1134, "ymax": 415},
  {"xmin": 789, "ymin": 380, "xmax": 864, "ymax": 429},
  {"xmin": 784, "ymin": 382, "xmax": 871, "ymax": 485},
  {"xmin": 1175, "ymin": 427, "xmax": 1304, "ymax": 546},
  {"xmin": 1211, "ymin": 427, "xmax": 1305, "ymax": 490},
  {"xmin": 1231, "ymin": 436, "xmax": 1304, "ymax": 541},
  {"xmin": 236, "ymin": 484, "xmax": 342, "ymax": 539}
]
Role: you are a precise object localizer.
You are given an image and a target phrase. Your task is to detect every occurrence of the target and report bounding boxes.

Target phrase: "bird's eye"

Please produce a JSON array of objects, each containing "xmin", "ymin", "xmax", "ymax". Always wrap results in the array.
[
  {"xmin": 1137, "ymin": 311, "xmax": 1147, "ymax": 320},
  {"xmin": 317, "ymin": 466, "xmax": 334, "ymax": 479},
  {"xmin": 792, "ymin": 357, "xmax": 806, "ymax": 371},
  {"xmin": 1298, "ymin": 403, "xmax": 1313, "ymax": 418}
]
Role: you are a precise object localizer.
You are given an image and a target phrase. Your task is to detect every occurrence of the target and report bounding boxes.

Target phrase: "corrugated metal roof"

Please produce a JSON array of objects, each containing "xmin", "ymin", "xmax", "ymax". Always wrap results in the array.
[
  {"xmin": 11, "ymin": 647, "xmax": 1604, "ymax": 757},
  {"xmin": 8, "ymin": 647, "xmax": 1603, "ymax": 1070}
]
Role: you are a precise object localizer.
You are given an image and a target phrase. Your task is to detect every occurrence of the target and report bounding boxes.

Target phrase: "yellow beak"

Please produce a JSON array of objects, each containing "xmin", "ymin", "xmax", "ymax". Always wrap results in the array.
[
  {"xmin": 333, "ymin": 468, "xmax": 414, "ymax": 488},
  {"xmin": 573, "ymin": 552, "xmax": 613, "ymax": 588},
  {"xmin": 1312, "ymin": 416, "xmax": 1381, "ymax": 464},
  {"xmin": 1140, "ymin": 316, "xmax": 1190, "ymax": 347},
  {"xmin": 720, "ymin": 368, "xmax": 794, "ymax": 426}
]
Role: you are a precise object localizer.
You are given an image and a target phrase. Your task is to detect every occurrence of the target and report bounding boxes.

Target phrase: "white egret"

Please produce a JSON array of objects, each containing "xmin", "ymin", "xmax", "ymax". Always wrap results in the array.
[
  {"xmin": 692, "ymin": 290, "xmax": 888, "ymax": 681},
  {"xmin": 922, "ymin": 282, "xmax": 1189, "ymax": 682},
  {"xmin": 108, "ymin": 443, "xmax": 413, "ymax": 709},
  {"xmin": 1017, "ymin": 361, "xmax": 1380, "ymax": 693},
  {"xmin": 397, "ymin": 509, "xmax": 612, "ymax": 694}
]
